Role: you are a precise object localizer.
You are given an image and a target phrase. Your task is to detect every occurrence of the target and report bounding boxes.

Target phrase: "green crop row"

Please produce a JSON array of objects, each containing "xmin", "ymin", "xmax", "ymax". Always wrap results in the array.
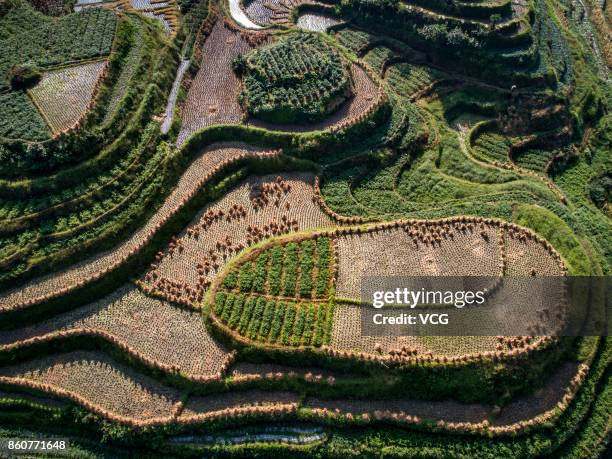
[
  {"xmin": 215, "ymin": 292, "xmax": 332, "ymax": 348},
  {"xmin": 238, "ymin": 262, "xmax": 254, "ymax": 292},
  {"xmin": 298, "ymin": 240, "xmax": 315, "ymax": 298},
  {"xmin": 282, "ymin": 243, "xmax": 299, "ymax": 296},
  {"xmin": 315, "ymin": 237, "xmax": 332, "ymax": 298},
  {"xmin": 223, "ymin": 237, "xmax": 333, "ymax": 300},
  {"xmin": 0, "ymin": 91, "xmax": 49, "ymax": 142},
  {"xmin": 268, "ymin": 245, "xmax": 284, "ymax": 296},
  {"xmin": 363, "ymin": 46, "xmax": 397, "ymax": 75},
  {"xmin": 238, "ymin": 33, "xmax": 351, "ymax": 124},
  {"xmin": 252, "ymin": 253, "xmax": 268, "ymax": 293}
]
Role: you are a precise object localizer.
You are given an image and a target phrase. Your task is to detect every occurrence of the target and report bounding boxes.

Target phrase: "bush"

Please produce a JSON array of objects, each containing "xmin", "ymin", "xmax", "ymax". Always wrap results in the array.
[
  {"xmin": 588, "ymin": 173, "xmax": 611, "ymax": 210},
  {"xmin": 9, "ymin": 63, "xmax": 41, "ymax": 89}
]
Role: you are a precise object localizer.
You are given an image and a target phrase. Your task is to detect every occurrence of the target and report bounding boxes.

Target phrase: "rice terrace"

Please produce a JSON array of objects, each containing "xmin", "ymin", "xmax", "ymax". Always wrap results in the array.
[{"xmin": 0, "ymin": 0, "xmax": 610, "ymax": 457}]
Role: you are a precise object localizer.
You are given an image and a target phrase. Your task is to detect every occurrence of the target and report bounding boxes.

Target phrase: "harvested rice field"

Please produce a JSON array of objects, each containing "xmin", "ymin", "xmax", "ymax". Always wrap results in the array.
[
  {"xmin": 0, "ymin": 351, "xmax": 182, "ymax": 421},
  {"xmin": 0, "ymin": 143, "xmax": 269, "ymax": 313},
  {"xmin": 141, "ymin": 173, "xmax": 334, "ymax": 305},
  {"xmin": 177, "ymin": 21, "xmax": 260, "ymax": 145},
  {"xmin": 0, "ymin": 285, "xmax": 232, "ymax": 379},
  {"xmin": 296, "ymin": 13, "xmax": 341, "ymax": 32}
]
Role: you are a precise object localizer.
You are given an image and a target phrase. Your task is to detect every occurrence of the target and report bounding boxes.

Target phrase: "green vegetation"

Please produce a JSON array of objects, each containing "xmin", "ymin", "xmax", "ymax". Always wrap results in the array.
[
  {"xmin": 385, "ymin": 62, "xmax": 446, "ymax": 95},
  {"xmin": 298, "ymin": 240, "xmax": 314, "ymax": 298},
  {"xmin": 236, "ymin": 33, "xmax": 352, "ymax": 124},
  {"xmin": 333, "ymin": 27, "xmax": 376, "ymax": 53},
  {"xmin": 214, "ymin": 291, "xmax": 332, "ymax": 347},
  {"xmin": 315, "ymin": 237, "xmax": 331, "ymax": 298},
  {"xmin": 363, "ymin": 46, "xmax": 396, "ymax": 74},
  {"xmin": 283, "ymin": 242, "xmax": 299, "ymax": 296},
  {"xmin": 0, "ymin": 0, "xmax": 116, "ymax": 91},
  {"xmin": 212, "ymin": 236, "xmax": 336, "ymax": 348},
  {"xmin": 0, "ymin": 0, "xmax": 609, "ymax": 456},
  {"xmin": 8, "ymin": 63, "xmax": 42, "ymax": 90},
  {"xmin": 223, "ymin": 237, "xmax": 334, "ymax": 300},
  {"xmin": 472, "ymin": 130, "xmax": 513, "ymax": 164},
  {"xmin": 0, "ymin": 11, "xmax": 181, "ymax": 289},
  {"xmin": 0, "ymin": 91, "xmax": 49, "ymax": 141}
]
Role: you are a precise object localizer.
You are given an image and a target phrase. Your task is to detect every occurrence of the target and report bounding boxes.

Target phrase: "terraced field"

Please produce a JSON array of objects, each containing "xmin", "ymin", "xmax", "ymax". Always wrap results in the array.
[
  {"xmin": 248, "ymin": 64, "xmax": 383, "ymax": 132},
  {"xmin": 208, "ymin": 219, "xmax": 566, "ymax": 360},
  {"xmin": 140, "ymin": 173, "xmax": 334, "ymax": 305},
  {"xmin": 0, "ymin": 0, "xmax": 609, "ymax": 456},
  {"xmin": 177, "ymin": 20, "xmax": 258, "ymax": 145},
  {"xmin": 0, "ymin": 285, "xmax": 233, "ymax": 380},
  {"xmin": 0, "ymin": 351, "xmax": 182, "ymax": 422},
  {"xmin": 29, "ymin": 61, "xmax": 108, "ymax": 135},
  {"xmin": 0, "ymin": 143, "xmax": 272, "ymax": 314}
]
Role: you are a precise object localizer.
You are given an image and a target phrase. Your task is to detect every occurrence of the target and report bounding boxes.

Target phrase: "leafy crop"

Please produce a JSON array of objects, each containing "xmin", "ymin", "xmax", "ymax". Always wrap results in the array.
[
  {"xmin": 0, "ymin": 1, "xmax": 116, "ymax": 91},
  {"xmin": 0, "ymin": 91, "xmax": 49, "ymax": 140},
  {"xmin": 237, "ymin": 33, "xmax": 351, "ymax": 124},
  {"xmin": 214, "ymin": 292, "xmax": 332, "ymax": 347},
  {"xmin": 223, "ymin": 237, "xmax": 333, "ymax": 300}
]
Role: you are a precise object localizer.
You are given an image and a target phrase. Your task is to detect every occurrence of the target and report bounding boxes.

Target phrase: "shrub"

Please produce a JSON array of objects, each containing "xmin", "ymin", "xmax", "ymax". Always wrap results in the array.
[{"xmin": 9, "ymin": 63, "xmax": 41, "ymax": 89}]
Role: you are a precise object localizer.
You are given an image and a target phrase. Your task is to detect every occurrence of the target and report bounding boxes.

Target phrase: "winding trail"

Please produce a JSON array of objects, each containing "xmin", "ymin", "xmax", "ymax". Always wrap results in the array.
[
  {"xmin": 229, "ymin": 0, "xmax": 264, "ymax": 29},
  {"xmin": 161, "ymin": 59, "xmax": 190, "ymax": 134}
]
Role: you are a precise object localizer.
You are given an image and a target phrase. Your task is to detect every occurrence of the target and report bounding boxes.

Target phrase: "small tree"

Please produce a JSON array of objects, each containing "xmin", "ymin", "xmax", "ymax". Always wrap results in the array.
[{"xmin": 490, "ymin": 14, "xmax": 502, "ymax": 30}]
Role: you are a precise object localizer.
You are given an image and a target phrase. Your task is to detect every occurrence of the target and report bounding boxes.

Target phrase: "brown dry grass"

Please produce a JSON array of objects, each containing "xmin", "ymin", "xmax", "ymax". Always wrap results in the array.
[
  {"xmin": 504, "ymin": 230, "xmax": 565, "ymax": 276},
  {"xmin": 492, "ymin": 361, "xmax": 579, "ymax": 425},
  {"xmin": 306, "ymin": 396, "xmax": 490, "ymax": 424},
  {"xmin": 229, "ymin": 362, "xmax": 344, "ymax": 380}
]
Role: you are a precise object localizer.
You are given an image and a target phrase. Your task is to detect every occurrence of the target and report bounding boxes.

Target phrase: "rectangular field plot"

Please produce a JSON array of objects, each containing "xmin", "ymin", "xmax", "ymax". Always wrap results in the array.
[{"xmin": 29, "ymin": 61, "xmax": 107, "ymax": 135}]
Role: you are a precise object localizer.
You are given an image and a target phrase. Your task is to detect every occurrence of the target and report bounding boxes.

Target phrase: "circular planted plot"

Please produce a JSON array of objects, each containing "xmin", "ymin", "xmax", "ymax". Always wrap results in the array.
[
  {"xmin": 236, "ymin": 33, "xmax": 352, "ymax": 124},
  {"xmin": 208, "ymin": 218, "xmax": 566, "ymax": 364}
]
